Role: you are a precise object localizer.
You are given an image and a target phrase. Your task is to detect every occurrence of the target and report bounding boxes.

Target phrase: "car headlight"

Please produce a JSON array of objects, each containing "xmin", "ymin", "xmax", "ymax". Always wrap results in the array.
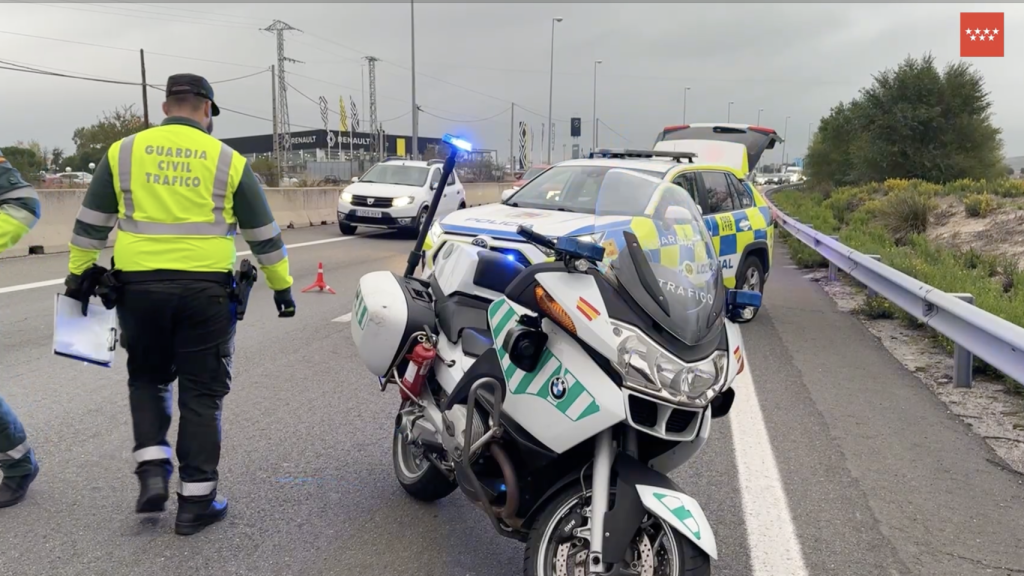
[
  {"xmin": 612, "ymin": 321, "xmax": 728, "ymax": 408},
  {"xmin": 392, "ymin": 195, "xmax": 415, "ymax": 207},
  {"xmin": 341, "ymin": 191, "xmax": 354, "ymax": 203}
]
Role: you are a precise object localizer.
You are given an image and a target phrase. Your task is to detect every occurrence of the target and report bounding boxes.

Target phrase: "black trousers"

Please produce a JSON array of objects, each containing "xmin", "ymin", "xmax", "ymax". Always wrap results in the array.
[{"xmin": 116, "ymin": 279, "xmax": 236, "ymax": 503}]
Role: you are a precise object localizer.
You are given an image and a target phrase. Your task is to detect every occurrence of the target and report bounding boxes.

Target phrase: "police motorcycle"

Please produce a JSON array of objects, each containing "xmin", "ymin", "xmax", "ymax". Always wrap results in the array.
[{"xmin": 350, "ymin": 137, "xmax": 761, "ymax": 575}]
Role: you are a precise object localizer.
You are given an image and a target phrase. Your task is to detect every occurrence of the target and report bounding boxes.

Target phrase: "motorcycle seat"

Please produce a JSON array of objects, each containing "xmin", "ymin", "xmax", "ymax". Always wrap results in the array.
[{"xmin": 435, "ymin": 294, "xmax": 491, "ymax": 344}]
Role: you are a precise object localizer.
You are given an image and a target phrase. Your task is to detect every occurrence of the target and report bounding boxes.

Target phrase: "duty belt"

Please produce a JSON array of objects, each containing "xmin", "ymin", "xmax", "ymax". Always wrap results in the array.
[{"xmin": 113, "ymin": 269, "xmax": 233, "ymax": 286}]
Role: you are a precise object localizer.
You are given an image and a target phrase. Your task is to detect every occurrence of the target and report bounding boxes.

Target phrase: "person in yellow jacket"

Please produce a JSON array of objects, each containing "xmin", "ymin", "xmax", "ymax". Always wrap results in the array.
[
  {"xmin": 62, "ymin": 74, "xmax": 296, "ymax": 536},
  {"xmin": 0, "ymin": 150, "xmax": 42, "ymax": 508}
]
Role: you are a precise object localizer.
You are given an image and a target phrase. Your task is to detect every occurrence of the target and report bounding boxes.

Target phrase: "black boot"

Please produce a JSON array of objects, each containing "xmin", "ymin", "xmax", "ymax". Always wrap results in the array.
[
  {"xmin": 175, "ymin": 495, "xmax": 228, "ymax": 536},
  {"xmin": 136, "ymin": 468, "xmax": 170, "ymax": 513},
  {"xmin": 0, "ymin": 461, "xmax": 39, "ymax": 509}
]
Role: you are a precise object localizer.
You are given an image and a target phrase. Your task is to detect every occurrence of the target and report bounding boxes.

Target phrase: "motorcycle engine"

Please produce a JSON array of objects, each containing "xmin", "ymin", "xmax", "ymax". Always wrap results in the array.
[{"xmin": 443, "ymin": 404, "xmax": 486, "ymax": 462}]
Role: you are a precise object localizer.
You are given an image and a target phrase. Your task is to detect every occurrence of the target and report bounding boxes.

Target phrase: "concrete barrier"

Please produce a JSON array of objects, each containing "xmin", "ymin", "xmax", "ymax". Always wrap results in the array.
[
  {"xmin": 303, "ymin": 188, "xmax": 340, "ymax": 226},
  {"xmin": 464, "ymin": 182, "xmax": 507, "ymax": 207},
  {"xmin": 4, "ymin": 189, "xmax": 118, "ymax": 259},
  {"xmin": 2, "ymin": 184, "xmax": 505, "ymax": 260}
]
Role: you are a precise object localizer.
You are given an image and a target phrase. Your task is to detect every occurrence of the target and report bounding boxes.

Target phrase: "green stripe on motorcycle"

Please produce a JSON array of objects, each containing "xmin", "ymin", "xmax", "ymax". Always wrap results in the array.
[{"xmin": 653, "ymin": 492, "xmax": 701, "ymax": 540}]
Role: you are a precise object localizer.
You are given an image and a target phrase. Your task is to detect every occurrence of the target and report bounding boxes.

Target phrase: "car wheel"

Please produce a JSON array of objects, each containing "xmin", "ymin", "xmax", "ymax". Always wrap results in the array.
[
  {"xmin": 406, "ymin": 207, "xmax": 428, "ymax": 238},
  {"xmin": 734, "ymin": 256, "xmax": 765, "ymax": 323},
  {"xmin": 339, "ymin": 222, "xmax": 357, "ymax": 236}
]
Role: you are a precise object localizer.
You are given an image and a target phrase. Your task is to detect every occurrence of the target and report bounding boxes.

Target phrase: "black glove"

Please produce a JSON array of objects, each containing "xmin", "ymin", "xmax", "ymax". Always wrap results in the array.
[
  {"xmin": 274, "ymin": 287, "xmax": 296, "ymax": 318},
  {"xmin": 64, "ymin": 265, "xmax": 109, "ymax": 316}
]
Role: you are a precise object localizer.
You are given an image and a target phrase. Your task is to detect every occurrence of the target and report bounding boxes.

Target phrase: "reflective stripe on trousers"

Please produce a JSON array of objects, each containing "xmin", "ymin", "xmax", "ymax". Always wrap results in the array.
[
  {"xmin": 179, "ymin": 480, "xmax": 217, "ymax": 497},
  {"xmin": 133, "ymin": 445, "xmax": 173, "ymax": 463},
  {"xmin": 0, "ymin": 441, "xmax": 30, "ymax": 462},
  {"xmin": 117, "ymin": 134, "xmax": 238, "ymax": 237}
]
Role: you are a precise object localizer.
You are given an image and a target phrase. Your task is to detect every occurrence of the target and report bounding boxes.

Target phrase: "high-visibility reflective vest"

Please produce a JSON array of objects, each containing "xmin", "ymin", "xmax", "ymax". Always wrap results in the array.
[{"xmin": 107, "ymin": 124, "xmax": 248, "ymax": 273}]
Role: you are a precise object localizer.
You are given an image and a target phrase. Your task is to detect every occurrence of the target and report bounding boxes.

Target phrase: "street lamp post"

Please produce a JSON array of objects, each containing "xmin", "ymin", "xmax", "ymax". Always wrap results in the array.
[
  {"xmin": 410, "ymin": 0, "xmax": 418, "ymax": 159},
  {"xmin": 545, "ymin": 16, "xmax": 563, "ymax": 164},
  {"xmin": 592, "ymin": 59, "xmax": 602, "ymax": 150},
  {"xmin": 757, "ymin": 108, "xmax": 763, "ymax": 126},
  {"xmin": 683, "ymin": 86, "xmax": 691, "ymax": 123},
  {"xmin": 728, "ymin": 101, "xmax": 734, "ymax": 122},
  {"xmin": 782, "ymin": 115, "xmax": 790, "ymax": 165}
]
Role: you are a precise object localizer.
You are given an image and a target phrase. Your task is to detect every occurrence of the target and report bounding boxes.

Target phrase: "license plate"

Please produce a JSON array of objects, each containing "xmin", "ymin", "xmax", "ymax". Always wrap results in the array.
[{"xmin": 355, "ymin": 209, "xmax": 382, "ymax": 218}]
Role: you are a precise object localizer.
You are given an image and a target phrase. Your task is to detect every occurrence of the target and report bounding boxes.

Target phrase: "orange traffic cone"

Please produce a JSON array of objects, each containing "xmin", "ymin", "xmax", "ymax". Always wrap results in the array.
[{"xmin": 301, "ymin": 262, "xmax": 336, "ymax": 294}]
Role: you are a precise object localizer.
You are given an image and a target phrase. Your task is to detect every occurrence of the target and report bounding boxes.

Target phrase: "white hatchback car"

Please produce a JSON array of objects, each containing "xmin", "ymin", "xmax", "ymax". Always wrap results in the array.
[{"xmin": 337, "ymin": 158, "xmax": 466, "ymax": 236}]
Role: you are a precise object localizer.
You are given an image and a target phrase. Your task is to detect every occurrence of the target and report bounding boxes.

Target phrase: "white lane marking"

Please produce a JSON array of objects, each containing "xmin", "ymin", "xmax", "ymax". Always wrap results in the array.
[
  {"xmin": 333, "ymin": 312, "xmax": 352, "ymax": 323},
  {"xmin": 730, "ymin": 361, "xmax": 809, "ymax": 576},
  {"xmin": 0, "ymin": 231, "xmax": 386, "ymax": 295}
]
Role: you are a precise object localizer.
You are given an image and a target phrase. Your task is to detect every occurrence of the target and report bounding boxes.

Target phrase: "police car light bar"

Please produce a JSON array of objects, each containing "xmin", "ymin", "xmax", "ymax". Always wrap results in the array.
[
  {"xmin": 443, "ymin": 134, "xmax": 473, "ymax": 152},
  {"xmin": 589, "ymin": 148, "xmax": 697, "ymax": 163}
]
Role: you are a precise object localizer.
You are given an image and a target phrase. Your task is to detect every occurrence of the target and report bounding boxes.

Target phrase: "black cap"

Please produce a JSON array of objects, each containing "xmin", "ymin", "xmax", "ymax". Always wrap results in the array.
[{"xmin": 165, "ymin": 73, "xmax": 220, "ymax": 117}]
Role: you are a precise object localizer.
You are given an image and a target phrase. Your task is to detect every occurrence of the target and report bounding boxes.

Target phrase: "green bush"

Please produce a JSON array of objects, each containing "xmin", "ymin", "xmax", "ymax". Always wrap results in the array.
[
  {"xmin": 875, "ymin": 191, "xmax": 934, "ymax": 244},
  {"xmin": 963, "ymin": 193, "xmax": 995, "ymax": 217},
  {"xmin": 770, "ymin": 181, "xmax": 1024, "ymax": 333}
]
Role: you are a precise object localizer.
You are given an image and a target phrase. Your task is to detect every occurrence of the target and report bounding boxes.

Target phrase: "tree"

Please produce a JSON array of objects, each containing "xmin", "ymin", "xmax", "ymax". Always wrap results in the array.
[
  {"xmin": 1, "ymin": 146, "xmax": 45, "ymax": 180},
  {"xmin": 50, "ymin": 147, "xmax": 65, "ymax": 169},
  {"xmin": 250, "ymin": 157, "xmax": 280, "ymax": 187},
  {"xmin": 805, "ymin": 53, "xmax": 1004, "ymax": 186},
  {"xmin": 66, "ymin": 104, "xmax": 145, "ymax": 171}
]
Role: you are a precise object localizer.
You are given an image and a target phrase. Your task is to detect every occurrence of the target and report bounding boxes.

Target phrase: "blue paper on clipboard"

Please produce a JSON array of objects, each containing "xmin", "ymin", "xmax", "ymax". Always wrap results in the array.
[{"xmin": 52, "ymin": 294, "xmax": 119, "ymax": 367}]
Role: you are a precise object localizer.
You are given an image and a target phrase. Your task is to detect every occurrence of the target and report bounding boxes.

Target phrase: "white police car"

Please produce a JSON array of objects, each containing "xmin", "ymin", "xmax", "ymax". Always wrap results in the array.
[
  {"xmin": 421, "ymin": 152, "xmax": 694, "ymax": 271},
  {"xmin": 338, "ymin": 158, "xmax": 466, "ymax": 236}
]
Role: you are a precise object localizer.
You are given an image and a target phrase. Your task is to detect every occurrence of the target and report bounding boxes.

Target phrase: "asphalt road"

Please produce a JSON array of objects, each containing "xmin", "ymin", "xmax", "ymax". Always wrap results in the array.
[{"xmin": 1, "ymin": 226, "xmax": 1022, "ymax": 576}]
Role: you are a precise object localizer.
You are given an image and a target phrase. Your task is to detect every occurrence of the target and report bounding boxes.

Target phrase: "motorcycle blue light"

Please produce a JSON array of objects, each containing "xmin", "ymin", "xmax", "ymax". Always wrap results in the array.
[{"xmin": 443, "ymin": 133, "xmax": 473, "ymax": 151}]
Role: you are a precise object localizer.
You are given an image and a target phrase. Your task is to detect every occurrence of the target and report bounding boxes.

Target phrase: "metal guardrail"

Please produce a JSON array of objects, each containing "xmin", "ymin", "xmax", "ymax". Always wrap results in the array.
[{"xmin": 763, "ymin": 183, "xmax": 1024, "ymax": 388}]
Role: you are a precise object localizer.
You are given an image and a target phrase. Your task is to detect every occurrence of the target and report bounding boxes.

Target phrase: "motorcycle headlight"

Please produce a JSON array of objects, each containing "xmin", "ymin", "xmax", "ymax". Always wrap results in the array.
[
  {"xmin": 341, "ymin": 191, "xmax": 354, "ymax": 203},
  {"xmin": 612, "ymin": 321, "xmax": 728, "ymax": 408},
  {"xmin": 392, "ymin": 195, "xmax": 415, "ymax": 207}
]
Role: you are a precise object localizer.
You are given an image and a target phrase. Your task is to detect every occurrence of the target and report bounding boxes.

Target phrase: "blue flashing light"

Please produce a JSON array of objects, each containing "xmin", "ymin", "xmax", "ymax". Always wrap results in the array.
[{"xmin": 443, "ymin": 133, "xmax": 473, "ymax": 152}]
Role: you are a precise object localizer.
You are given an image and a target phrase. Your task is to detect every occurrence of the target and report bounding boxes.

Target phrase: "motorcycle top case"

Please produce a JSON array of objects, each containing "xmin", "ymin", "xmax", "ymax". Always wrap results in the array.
[{"xmin": 351, "ymin": 271, "xmax": 436, "ymax": 377}]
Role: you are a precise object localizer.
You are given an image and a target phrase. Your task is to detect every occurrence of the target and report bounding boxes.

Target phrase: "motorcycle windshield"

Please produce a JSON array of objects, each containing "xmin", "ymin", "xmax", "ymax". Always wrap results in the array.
[{"xmin": 592, "ymin": 169, "xmax": 725, "ymax": 345}]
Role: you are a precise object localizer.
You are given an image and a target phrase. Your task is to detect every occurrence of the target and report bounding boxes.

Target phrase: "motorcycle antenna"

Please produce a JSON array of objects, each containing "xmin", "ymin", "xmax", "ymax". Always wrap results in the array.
[{"xmin": 403, "ymin": 134, "xmax": 472, "ymax": 278}]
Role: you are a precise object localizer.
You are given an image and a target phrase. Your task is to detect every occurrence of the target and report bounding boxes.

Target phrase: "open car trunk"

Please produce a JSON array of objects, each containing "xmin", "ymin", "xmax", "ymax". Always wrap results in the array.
[{"xmin": 653, "ymin": 123, "xmax": 783, "ymax": 172}]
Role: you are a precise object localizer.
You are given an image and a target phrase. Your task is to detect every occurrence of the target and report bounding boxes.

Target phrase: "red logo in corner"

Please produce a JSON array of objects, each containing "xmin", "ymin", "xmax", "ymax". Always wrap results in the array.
[{"xmin": 960, "ymin": 13, "xmax": 1004, "ymax": 58}]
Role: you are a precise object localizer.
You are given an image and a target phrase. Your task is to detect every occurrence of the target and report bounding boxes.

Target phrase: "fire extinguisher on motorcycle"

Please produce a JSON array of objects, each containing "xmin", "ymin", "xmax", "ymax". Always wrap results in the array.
[{"xmin": 400, "ymin": 339, "xmax": 435, "ymax": 401}]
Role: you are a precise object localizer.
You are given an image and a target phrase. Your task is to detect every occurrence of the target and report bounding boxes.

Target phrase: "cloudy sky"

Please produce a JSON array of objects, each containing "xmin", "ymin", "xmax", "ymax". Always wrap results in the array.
[{"xmin": 3, "ymin": 2, "xmax": 1022, "ymax": 165}]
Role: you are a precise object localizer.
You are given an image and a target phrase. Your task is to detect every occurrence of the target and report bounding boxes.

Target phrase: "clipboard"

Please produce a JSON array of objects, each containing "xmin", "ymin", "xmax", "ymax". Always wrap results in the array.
[{"xmin": 52, "ymin": 294, "xmax": 119, "ymax": 367}]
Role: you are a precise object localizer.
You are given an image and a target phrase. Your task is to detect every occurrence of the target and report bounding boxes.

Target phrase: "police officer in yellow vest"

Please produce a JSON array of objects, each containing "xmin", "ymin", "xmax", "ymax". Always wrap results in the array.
[
  {"xmin": 62, "ymin": 73, "xmax": 296, "ymax": 535},
  {"xmin": 0, "ymin": 150, "xmax": 42, "ymax": 508}
]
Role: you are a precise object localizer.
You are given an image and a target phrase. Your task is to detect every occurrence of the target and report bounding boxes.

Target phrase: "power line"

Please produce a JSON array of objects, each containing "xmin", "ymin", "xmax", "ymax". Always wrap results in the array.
[
  {"xmin": 419, "ymin": 106, "xmax": 511, "ymax": 124},
  {"xmin": 30, "ymin": 2, "xmax": 257, "ymax": 31},
  {"xmin": 0, "ymin": 30, "xmax": 267, "ymax": 70},
  {"xmin": 0, "ymin": 58, "xmax": 267, "ymax": 88},
  {"xmin": 598, "ymin": 119, "xmax": 632, "ymax": 144},
  {"xmin": 66, "ymin": 1, "xmax": 267, "ymax": 26},
  {"xmin": 380, "ymin": 110, "xmax": 412, "ymax": 124}
]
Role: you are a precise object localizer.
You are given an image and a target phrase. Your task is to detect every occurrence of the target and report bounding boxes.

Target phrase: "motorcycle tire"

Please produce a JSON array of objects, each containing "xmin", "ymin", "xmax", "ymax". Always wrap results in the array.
[
  {"xmin": 523, "ymin": 483, "xmax": 710, "ymax": 576},
  {"xmin": 392, "ymin": 425, "xmax": 458, "ymax": 502}
]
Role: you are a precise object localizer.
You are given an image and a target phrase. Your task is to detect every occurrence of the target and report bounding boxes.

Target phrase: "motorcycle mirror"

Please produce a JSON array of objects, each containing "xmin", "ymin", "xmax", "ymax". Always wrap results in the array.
[{"xmin": 725, "ymin": 289, "xmax": 762, "ymax": 322}]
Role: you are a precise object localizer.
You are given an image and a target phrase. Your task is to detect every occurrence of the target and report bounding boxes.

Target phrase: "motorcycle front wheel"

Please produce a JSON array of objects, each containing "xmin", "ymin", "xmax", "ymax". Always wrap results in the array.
[{"xmin": 523, "ymin": 484, "xmax": 710, "ymax": 576}]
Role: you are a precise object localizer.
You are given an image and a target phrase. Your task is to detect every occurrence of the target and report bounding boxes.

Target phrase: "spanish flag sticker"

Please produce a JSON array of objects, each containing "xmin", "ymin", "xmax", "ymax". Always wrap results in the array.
[{"xmin": 577, "ymin": 297, "xmax": 600, "ymax": 321}]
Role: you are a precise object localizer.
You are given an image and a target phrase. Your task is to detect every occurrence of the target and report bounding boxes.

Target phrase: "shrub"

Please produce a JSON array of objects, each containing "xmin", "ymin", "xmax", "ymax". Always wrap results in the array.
[
  {"xmin": 824, "ymin": 186, "xmax": 872, "ymax": 225},
  {"xmin": 963, "ymin": 193, "xmax": 995, "ymax": 217},
  {"xmin": 875, "ymin": 191, "xmax": 934, "ymax": 244}
]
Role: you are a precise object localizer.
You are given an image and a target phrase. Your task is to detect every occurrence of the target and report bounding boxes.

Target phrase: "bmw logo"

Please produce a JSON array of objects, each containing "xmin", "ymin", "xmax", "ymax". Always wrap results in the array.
[
  {"xmin": 549, "ymin": 377, "xmax": 568, "ymax": 400},
  {"xmin": 472, "ymin": 236, "xmax": 491, "ymax": 249}
]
